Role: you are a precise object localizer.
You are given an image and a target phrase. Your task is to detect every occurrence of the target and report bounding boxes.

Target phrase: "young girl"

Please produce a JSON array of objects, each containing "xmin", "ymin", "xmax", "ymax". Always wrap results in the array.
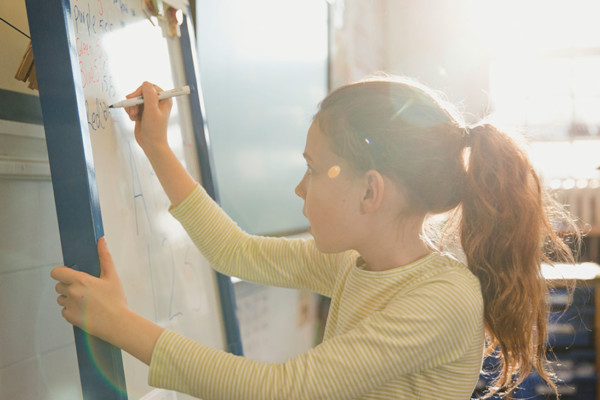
[{"xmin": 51, "ymin": 77, "xmax": 576, "ymax": 399}]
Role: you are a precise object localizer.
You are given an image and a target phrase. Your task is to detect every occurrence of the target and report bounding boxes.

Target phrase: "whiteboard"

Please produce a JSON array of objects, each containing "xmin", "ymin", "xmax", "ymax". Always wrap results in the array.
[{"xmin": 25, "ymin": 0, "xmax": 237, "ymax": 398}]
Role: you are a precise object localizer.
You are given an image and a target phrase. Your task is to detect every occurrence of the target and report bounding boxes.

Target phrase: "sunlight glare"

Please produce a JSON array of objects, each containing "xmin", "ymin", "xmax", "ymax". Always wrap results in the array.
[
  {"xmin": 101, "ymin": 20, "xmax": 175, "ymax": 101},
  {"xmin": 470, "ymin": 0, "xmax": 600, "ymax": 182},
  {"xmin": 231, "ymin": 0, "xmax": 327, "ymax": 62}
]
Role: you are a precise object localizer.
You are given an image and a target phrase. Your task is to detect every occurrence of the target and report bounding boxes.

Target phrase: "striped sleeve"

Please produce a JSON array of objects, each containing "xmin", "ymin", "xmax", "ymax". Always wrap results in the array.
[
  {"xmin": 148, "ymin": 273, "xmax": 483, "ymax": 400},
  {"xmin": 169, "ymin": 184, "xmax": 344, "ymax": 297}
]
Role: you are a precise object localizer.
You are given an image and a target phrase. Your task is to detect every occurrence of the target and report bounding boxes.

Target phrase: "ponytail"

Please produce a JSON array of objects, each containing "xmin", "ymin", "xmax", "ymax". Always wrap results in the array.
[{"xmin": 460, "ymin": 123, "xmax": 578, "ymax": 398}]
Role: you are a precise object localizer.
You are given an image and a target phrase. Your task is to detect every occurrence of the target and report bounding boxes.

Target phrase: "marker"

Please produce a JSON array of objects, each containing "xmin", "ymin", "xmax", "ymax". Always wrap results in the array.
[{"xmin": 108, "ymin": 85, "xmax": 191, "ymax": 108}]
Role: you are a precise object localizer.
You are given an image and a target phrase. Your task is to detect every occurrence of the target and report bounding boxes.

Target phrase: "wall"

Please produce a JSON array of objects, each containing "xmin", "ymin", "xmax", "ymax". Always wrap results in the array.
[
  {"xmin": 329, "ymin": 0, "xmax": 491, "ymax": 121},
  {"xmin": 329, "ymin": 0, "xmax": 387, "ymax": 89},
  {"xmin": 1, "ymin": 1, "xmax": 33, "ymax": 94},
  {"xmin": 0, "ymin": 120, "xmax": 81, "ymax": 399},
  {"xmin": 384, "ymin": 0, "xmax": 490, "ymax": 122}
]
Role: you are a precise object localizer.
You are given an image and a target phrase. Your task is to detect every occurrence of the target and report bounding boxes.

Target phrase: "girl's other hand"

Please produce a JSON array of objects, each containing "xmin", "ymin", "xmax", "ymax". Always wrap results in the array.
[
  {"xmin": 125, "ymin": 81, "xmax": 173, "ymax": 155},
  {"xmin": 51, "ymin": 237, "xmax": 128, "ymax": 343}
]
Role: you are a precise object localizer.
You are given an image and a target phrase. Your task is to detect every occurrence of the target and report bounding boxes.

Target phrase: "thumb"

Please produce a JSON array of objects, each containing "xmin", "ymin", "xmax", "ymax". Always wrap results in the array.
[{"xmin": 98, "ymin": 237, "xmax": 117, "ymax": 280}]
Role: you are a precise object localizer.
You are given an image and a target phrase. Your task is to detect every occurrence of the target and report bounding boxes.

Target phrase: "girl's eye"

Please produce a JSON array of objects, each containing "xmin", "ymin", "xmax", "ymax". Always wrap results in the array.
[{"xmin": 306, "ymin": 164, "xmax": 313, "ymax": 175}]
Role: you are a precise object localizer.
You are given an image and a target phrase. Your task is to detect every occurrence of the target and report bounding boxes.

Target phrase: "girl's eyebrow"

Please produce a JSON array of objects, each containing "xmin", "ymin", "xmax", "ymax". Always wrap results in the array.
[{"xmin": 302, "ymin": 152, "xmax": 313, "ymax": 161}]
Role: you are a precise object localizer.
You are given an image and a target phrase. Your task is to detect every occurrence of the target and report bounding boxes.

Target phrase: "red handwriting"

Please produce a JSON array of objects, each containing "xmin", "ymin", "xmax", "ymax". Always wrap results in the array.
[
  {"xmin": 80, "ymin": 60, "xmax": 100, "ymax": 88},
  {"xmin": 77, "ymin": 35, "xmax": 104, "ymax": 90},
  {"xmin": 76, "ymin": 37, "xmax": 95, "ymax": 58}
]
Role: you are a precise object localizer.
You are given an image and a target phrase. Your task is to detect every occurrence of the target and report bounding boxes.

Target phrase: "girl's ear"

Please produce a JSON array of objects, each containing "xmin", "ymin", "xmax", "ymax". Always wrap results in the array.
[{"xmin": 360, "ymin": 170, "xmax": 385, "ymax": 214}]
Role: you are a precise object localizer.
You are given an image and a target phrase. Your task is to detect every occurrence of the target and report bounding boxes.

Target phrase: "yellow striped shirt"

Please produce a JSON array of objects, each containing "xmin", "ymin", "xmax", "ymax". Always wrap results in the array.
[{"xmin": 148, "ymin": 185, "xmax": 485, "ymax": 399}]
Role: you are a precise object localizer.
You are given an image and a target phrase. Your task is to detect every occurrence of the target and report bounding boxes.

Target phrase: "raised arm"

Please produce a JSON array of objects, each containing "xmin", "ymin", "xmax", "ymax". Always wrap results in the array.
[
  {"xmin": 170, "ymin": 184, "xmax": 342, "ymax": 295},
  {"xmin": 128, "ymin": 82, "xmax": 341, "ymax": 294},
  {"xmin": 125, "ymin": 81, "xmax": 197, "ymax": 207}
]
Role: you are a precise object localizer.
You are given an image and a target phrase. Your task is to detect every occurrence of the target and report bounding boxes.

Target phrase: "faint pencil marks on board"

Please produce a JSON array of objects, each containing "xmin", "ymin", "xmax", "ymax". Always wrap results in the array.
[
  {"xmin": 128, "ymin": 141, "xmax": 152, "ymax": 235},
  {"xmin": 162, "ymin": 238, "xmax": 183, "ymax": 321}
]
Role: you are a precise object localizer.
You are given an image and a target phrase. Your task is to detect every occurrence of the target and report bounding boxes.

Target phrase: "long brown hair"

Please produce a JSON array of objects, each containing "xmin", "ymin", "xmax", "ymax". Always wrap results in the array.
[{"xmin": 314, "ymin": 76, "xmax": 579, "ymax": 398}]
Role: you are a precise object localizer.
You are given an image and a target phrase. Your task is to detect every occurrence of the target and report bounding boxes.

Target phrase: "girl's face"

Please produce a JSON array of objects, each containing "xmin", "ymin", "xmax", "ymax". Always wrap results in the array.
[{"xmin": 295, "ymin": 122, "xmax": 364, "ymax": 253}]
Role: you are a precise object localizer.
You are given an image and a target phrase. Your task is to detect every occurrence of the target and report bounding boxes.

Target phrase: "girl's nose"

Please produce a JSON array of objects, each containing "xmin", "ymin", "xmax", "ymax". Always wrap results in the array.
[{"xmin": 295, "ymin": 172, "xmax": 307, "ymax": 199}]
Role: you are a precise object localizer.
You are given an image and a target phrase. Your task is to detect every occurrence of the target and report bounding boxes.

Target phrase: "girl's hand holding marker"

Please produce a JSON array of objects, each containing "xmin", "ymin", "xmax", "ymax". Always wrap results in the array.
[
  {"xmin": 109, "ymin": 85, "xmax": 191, "ymax": 108},
  {"xmin": 124, "ymin": 82, "xmax": 177, "ymax": 158}
]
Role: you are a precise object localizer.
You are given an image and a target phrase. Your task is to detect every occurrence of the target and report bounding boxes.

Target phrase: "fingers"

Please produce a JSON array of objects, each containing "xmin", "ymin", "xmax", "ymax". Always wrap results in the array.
[
  {"xmin": 141, "ymin": 81, "xmax": 160, "ymax": 111},
  {"xmin": 158, "ymin": 95, "xmax": 173, "ymax": 114},
  {"xmin": 50, "ymin": 265, "xmax": 81, "ymax": 285},
  {"xmin": 125, "ymin": 82, "xmax": 163, "ymax": 99},
  {"xmin": 50, "ymin": 238, "xmax": 125, "ymax": 334},
  {"xmin": 146, "ymin": 82, "xmax": 173, "ymax": 113},
  {"xmin": 126, "ymin": 84, "xmax": 143, "ymax": 99},
  {"xmin": 124, "ymin": 84, "xmax": 144, "ymax": 121},
  {"xmin": 98, "ymin": 237, "xmax": 117, "ymax": 280},
  {"xmin": 56, "ymin": 294, "xmax": 67, "ymax": 307},
  {"xmin": 125, "ymin": 82, "xmax": 170, "ymax": 122},
  {"xmin": 55, "ymin": 281, "xmax": 69, "ymax": 296},
  {"xmin": 51, "ymin": 238, "xmax": 119, "ymax": 285},
  {"xmin": 54, "ymin": 278, "xmax": 83, "ymax": 327},
  {"xmin": 57, "ymin": 294, "xmax": 82, "ymax": 328},
  {"xmin": 125, "ymin": 104, "xmax": 142, "ymax": 122}
]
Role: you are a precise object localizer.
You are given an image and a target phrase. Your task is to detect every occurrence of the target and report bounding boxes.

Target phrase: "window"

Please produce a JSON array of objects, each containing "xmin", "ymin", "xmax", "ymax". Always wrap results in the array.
[{"xmin": 471, "ymin": 0, "xmax": 600, "ymax": 180}]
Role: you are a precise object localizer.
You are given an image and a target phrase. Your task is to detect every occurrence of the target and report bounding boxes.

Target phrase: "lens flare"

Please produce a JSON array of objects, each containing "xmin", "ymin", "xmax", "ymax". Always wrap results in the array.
[
  {"xmin": 328, "ymin": 165, "xmax": 341, "ymax": 178},
  {"xmin": 80, "ymin": 308, "xmax": 129, "ymax": 397}
]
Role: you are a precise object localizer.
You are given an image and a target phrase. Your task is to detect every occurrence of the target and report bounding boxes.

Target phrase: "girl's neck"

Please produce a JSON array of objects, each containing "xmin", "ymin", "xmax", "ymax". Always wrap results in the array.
[
  {"xmin": 357, "ymin": 218, "xmax": 432, "ymax": 272},
  {"xmin": 359, "ymin": 243, "xmax": 432, "ymax": 272}
]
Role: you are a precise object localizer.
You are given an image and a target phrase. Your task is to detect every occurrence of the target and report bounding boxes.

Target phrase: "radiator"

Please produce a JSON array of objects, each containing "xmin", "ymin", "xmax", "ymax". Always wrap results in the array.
[
  {"xmin": 552, "ymin": 179, "xmax": 600, "ymax": 262},
  {"xmin": 552, "ymin": 179, "xmax": 600, "ymax": 236}
]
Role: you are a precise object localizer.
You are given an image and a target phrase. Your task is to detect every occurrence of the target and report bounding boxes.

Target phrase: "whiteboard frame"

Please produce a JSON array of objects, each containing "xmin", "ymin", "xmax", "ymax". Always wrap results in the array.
[
  {"xmin": 24, "ymin": 0, "xmax": 242, "ymax": 398},
  {"xmin": 179, "ymin": 16, "xmax": 244, "ymax": 357}
]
